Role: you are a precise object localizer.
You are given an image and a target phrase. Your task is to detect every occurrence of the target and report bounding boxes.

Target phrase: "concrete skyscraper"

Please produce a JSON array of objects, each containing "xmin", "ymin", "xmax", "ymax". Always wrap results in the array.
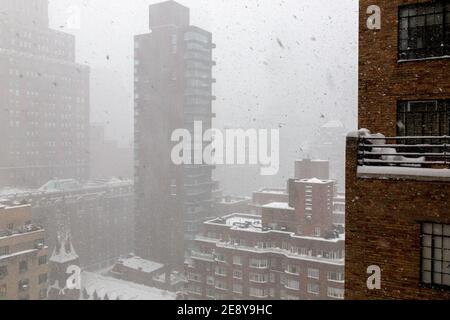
[{"xmin": 134, "ymin": 1, "xmax": 216, "ymax": 269}]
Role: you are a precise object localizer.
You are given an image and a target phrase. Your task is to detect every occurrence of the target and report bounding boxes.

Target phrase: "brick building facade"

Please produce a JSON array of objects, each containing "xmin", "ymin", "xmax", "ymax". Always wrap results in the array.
[
  {"xmin": 1, "ymin": 178, "xmax": 134, "ymax": 270},
  {"xmin": 0, "ymin": 202, "xmax": 48, "ymax": 300},
  {"xmin": 185, "ymin": 161, "xmax": 345, "ymax": 300},
  {"xmin": 345, "ymin": 0, "xmax": 450, "ymax": 299}
]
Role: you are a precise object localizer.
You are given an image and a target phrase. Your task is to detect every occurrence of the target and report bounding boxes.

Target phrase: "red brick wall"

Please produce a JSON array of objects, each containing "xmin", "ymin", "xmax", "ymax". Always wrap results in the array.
[
  {"xmin": 345, "ymin": 137, "xmax": 450, "ymax": 300},
  {"xmin": 359, "ymin": 0, "xmax": 450, "ymax": 136},
  {"xmin": 188, "ymin": 219, "xmax": 344, "ymax": 300},
  {"xmin": 346, "ymin": 0, "xmax": 450, "ymax": 299}
]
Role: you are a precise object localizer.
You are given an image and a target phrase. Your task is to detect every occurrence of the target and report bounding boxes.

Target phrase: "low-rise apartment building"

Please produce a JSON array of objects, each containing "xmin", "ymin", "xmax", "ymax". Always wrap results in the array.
[{"xmin": 0, "ymin": 201, "xmax": 48, "ymax": 300}]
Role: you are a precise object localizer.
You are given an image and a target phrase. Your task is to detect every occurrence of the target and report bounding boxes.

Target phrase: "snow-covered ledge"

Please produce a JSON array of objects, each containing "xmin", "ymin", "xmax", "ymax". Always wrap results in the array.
[
  {"xmin": 358, "ymin": 166, "xmax": 450, "ymax": 182},
  {"xmin": 352, "ymin": 129, "xmax": 450, "ymax": 182}
]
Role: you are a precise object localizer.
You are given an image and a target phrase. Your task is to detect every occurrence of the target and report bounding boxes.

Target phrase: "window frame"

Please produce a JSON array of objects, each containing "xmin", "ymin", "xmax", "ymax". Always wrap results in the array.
[
  {"xmin": 398, "ymin": 1, "xmax": 450, "ymax": 61},
  {"xmin": 420, "ymin": 222, "xmax": 450, "ymax": 291},
  {"xmin": 397, "ymin": 99, "xmax": 450, "ymax": 141}
]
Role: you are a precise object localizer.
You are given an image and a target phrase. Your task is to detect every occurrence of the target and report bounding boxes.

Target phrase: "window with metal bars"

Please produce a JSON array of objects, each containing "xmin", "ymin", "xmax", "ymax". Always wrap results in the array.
[
  {"xmin": 421, "ymin": 222, "xmax": 450, "ymax": 289},
  {"xmin": 398, "ymin": 1, "xmax": 450, "ymax": 60},
  {"xmin": 397, "ymin": 100, "xmax": 450, "ymax": 143}
]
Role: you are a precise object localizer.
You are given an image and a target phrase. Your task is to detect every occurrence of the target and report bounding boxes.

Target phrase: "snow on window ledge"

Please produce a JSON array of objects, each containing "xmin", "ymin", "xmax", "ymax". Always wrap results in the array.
[{"xmin": 358, "ymin": 166, "xmax": 450, "ymax": 182}]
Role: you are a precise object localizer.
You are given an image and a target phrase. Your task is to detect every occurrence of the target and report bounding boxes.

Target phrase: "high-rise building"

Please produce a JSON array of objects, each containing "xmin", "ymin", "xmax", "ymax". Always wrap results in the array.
[
  {"xmin": 90, "ymin": 124, "xmax": 134, "ymax": 180},
  {"xmin": 310, "ymin": 121, "xmax": 347, "ymax": 192},
  {"xmin": 0, "ymin": 0, "xmax": 90, "ymax": 188},
  {"xmin": 134, "ymin": 1, "xmax": 216, "ymax": 268},
  {"xmin": 0, "ymin": 201, "xmax": 48, "ymax": 300},
  {"xmin": 345, "ymin": 0, "xmax": 450, "ymax": 299},
  {"xmin": 185, "ymin": 160, "xmax": 345, "ymax": 300}
]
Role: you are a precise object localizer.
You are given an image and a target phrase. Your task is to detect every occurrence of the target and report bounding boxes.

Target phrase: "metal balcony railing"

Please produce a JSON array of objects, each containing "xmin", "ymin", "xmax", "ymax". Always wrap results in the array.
[
  {"xmin": 0, "ymin": 224, "xmax": 43, "ymax": 238},
  {"xmin": 358, "ymin": 136, "xmax": 450, "ymax": 168}
]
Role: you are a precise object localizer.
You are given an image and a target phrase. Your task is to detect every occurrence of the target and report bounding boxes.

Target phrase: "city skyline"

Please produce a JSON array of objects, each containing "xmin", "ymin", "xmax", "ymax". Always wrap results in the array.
[{"xmin": 1, "ymin": 0, "xmax": 448, "ymax": 304}]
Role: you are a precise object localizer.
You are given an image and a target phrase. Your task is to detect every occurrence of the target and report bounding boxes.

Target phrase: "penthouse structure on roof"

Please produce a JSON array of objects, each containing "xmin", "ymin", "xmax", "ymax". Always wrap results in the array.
[{"xmin": 185, "ymin": 160, "xmax": 345, "ymax": 300}]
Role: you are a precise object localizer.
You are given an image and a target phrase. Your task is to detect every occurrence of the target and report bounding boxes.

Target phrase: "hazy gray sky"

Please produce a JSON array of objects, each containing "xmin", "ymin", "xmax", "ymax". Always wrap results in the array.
[
  {"xmin": 49, "ymin": 0, "xmax": 358, "ymax": 142},
  {"xmin": 48, "ymin": 0, "xmax": 358, "ymax": 191}
]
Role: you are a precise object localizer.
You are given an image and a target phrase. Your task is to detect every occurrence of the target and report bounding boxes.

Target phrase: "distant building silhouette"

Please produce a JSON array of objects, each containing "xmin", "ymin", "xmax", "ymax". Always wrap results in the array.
[{"xmin": 0, "ymin": 0, "xmax": 90, "ymax": 188}]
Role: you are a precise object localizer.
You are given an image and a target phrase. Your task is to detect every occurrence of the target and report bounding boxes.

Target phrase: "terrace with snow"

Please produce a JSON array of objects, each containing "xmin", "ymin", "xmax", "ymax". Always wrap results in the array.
[
  {"xmin": 352, "ymin": 128, "xmax": 450, "ymax": 181},
  {"xmin": 193, "ymin": 213, "xmax": 344, "ymax": 266}
]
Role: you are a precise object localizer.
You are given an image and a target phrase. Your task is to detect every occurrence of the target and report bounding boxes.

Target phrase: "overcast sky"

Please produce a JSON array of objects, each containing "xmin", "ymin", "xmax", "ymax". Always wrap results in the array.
[{"xmin": 48, "ymin": 0, "xmax": 358, "ymax": 190}]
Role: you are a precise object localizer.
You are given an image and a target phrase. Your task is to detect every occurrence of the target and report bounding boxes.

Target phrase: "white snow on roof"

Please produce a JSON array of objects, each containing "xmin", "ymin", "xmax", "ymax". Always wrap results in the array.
[
  {"xmin": 358, "ymin": 166, "xmax": 450, "ymax": 179},
  {"xmin": 299, "ymin": 177, "xmax": 331, "ymax": 184},
  {"xmin": 262, "ymin": 202, "xmax": 294, "ymax": 210},
  {"xmin": 81, "ymin": 272, "xmax": 176, "ymax": 300},
  {"xmin": 118, "ymin": 256, "xmax": 163, "ymax": 274},
  {"xmin": 0, "ymin": 249, "xmax": 38, "ymax": 262},
  {"xmin": 212, "ymin": 214, "xmax": 263, "ymax": 232},
  {"xmin": 226, "ymin": 215, "xmax": 261, "ymax": 226},
  {"xmin": 50, "ymin": 233, "xmax": 79, "ymax": 264},
  {"xmin": 255, "ymin": 188, "xmax": 287, "ymax": 195}
]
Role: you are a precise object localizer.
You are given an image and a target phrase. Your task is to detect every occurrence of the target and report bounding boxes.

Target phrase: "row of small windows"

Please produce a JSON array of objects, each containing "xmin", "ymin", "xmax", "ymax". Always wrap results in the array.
[
  {"xmin": 187, "ymin": 281, "xmax": 343, "ymax": 299},
  {"xmin": 421, "ymin": 222, "xmax": 450, "ymax": 288},
  {"xmin": 184, "ymin": 31, "xmax": 210, "ymax": 44}
]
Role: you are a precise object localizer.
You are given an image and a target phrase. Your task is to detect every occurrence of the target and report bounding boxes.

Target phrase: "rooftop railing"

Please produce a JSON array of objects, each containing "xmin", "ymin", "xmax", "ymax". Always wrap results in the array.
[
  {"xmin": 0, "ymin": 224, "xmax": 43, "ymax": 238},
  {"xmin": 358, "ymin": 136, "xmax": 450, "ymax": 168}
]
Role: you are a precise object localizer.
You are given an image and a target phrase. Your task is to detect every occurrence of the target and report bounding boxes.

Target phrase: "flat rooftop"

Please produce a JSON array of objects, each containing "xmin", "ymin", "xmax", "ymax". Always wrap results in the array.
[
  {"xmin": 262, "ymin": 202, "xmax": 294, "ymax": 210},
  {"xmin": 117, "ymin": 256, "xmax": 164, "ymax": 274},
  {"xmin": 81, "ymin": 272, "xmax": 176, "ymax": 300},
  {"xmin": 254, "ymin": 188, "xmax": 287, "ymax": 195},
  {"xmin": 207, "ymin": 213, "xmax": 262, "ymax": 232}
]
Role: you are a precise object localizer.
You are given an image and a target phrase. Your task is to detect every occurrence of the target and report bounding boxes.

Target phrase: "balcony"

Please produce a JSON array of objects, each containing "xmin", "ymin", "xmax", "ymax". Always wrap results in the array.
[
  {"xmin": 354, "ymin": 130, "xmax": 450, "ymax": 181},
  {"xmin": 190, "ymin": 251, "xmax": 215, "ymax": 262},
  {"xmin": 0, "ymin": 224, "xmax": 44, "ymax": 239},
  {"xmin": 194, "ymin": 235, "xmax": 221, "ymax": 244}
]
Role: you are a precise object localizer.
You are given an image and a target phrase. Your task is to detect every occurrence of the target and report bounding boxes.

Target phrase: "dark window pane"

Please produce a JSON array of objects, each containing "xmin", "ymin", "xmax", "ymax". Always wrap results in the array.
[
  {"xmin": 398, "ymin": 1, "xmax": 449, "ymax": 60},
  {"xmin": 397, "ymin": 100, "xmax": 450, "ymax": 137},
  {"xmin": 421, "ymin": 223, "xmax": 450, "ymax": 289}
]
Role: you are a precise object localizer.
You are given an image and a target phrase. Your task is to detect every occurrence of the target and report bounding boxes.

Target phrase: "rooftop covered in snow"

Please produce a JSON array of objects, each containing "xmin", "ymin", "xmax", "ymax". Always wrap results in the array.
[
  {"xmin": 81, "ymin": 272, "xmax": 176, "ymax": 300},
  {"xmin": 116, "ymin": 256, "xmax": 164, "ymax": 274}
]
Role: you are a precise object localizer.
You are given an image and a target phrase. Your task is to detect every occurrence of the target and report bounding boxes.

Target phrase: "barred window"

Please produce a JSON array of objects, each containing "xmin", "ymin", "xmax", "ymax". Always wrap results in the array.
[
  {"xmin": 397, "ymin": 100, "xmax": 450, "ymax": 141},
  {"xmin": 421, "ymin": 223, "xmax": 450, "ymax": 288},
  {"xmin": 398, "ymin": 1, "xmax": 450, "ymax": 60}
]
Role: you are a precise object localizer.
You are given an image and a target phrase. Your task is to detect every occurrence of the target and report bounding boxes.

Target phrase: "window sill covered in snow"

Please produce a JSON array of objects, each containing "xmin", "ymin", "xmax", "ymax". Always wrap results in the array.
[
  {"xmin": 353, "ymin": 129, "xmax": 450, "ymax": 182},
  {"xmin": 358, "ymin": 166, "xmax": 450, "ymax": 182}
]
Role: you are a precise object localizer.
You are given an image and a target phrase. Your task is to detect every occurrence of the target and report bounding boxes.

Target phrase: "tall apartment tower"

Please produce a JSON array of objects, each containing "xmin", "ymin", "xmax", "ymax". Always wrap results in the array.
[
  {"xmin": 0, "ymin": 0, "xmax": 90, "ymax": 188},
  {"xmin": 134, "ymin": 1, "xmax": 216, "ymax": 267},
  {"xmin": 346, "ymin": 0, "xmax": 450, "ymax": 299}
]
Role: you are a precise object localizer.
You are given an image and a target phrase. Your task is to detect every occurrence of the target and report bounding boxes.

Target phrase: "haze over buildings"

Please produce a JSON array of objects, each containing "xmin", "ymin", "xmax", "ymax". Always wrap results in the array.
[
  {"xmin": 0, "ymin": 0, "xmax": 365, "ymax": 301},
  {"xmin": 47, "ymin": 0, "xmax": 358, "ymax": 196}
]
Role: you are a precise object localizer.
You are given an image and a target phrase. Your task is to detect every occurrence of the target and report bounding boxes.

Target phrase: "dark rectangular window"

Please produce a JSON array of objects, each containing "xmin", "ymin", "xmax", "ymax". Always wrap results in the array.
[
  {"xmin": 38, "ymin": 273, "xmax": 47, "ymax": 285},
  {"xmin": 421, "ymin": 223, "xmax": 450, "ymax": 289},
  {"xmin": 397, "ymin": 100, "xmax": 450, "ymax": 139},
  {"xmin": 0, "ymin": 266, "xmax": 7, "ymax": 280},
  {"xmin": 0, "ymin": 285, "xmax": 6, "ymax": 298},
  {"xmin": 38, "ymin": 255, "xmax": 47, "ymax": 266},
  {"xmin": 0, "ymin": 246, "xmax": 9, "ymax": 256},
  {"xmin": 398, "ymin": 1, "xmax": 450, "ymax": 60},
  {"xmin": 19, "ymin": 261, "xmax": 28, "ymax": 274}
]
